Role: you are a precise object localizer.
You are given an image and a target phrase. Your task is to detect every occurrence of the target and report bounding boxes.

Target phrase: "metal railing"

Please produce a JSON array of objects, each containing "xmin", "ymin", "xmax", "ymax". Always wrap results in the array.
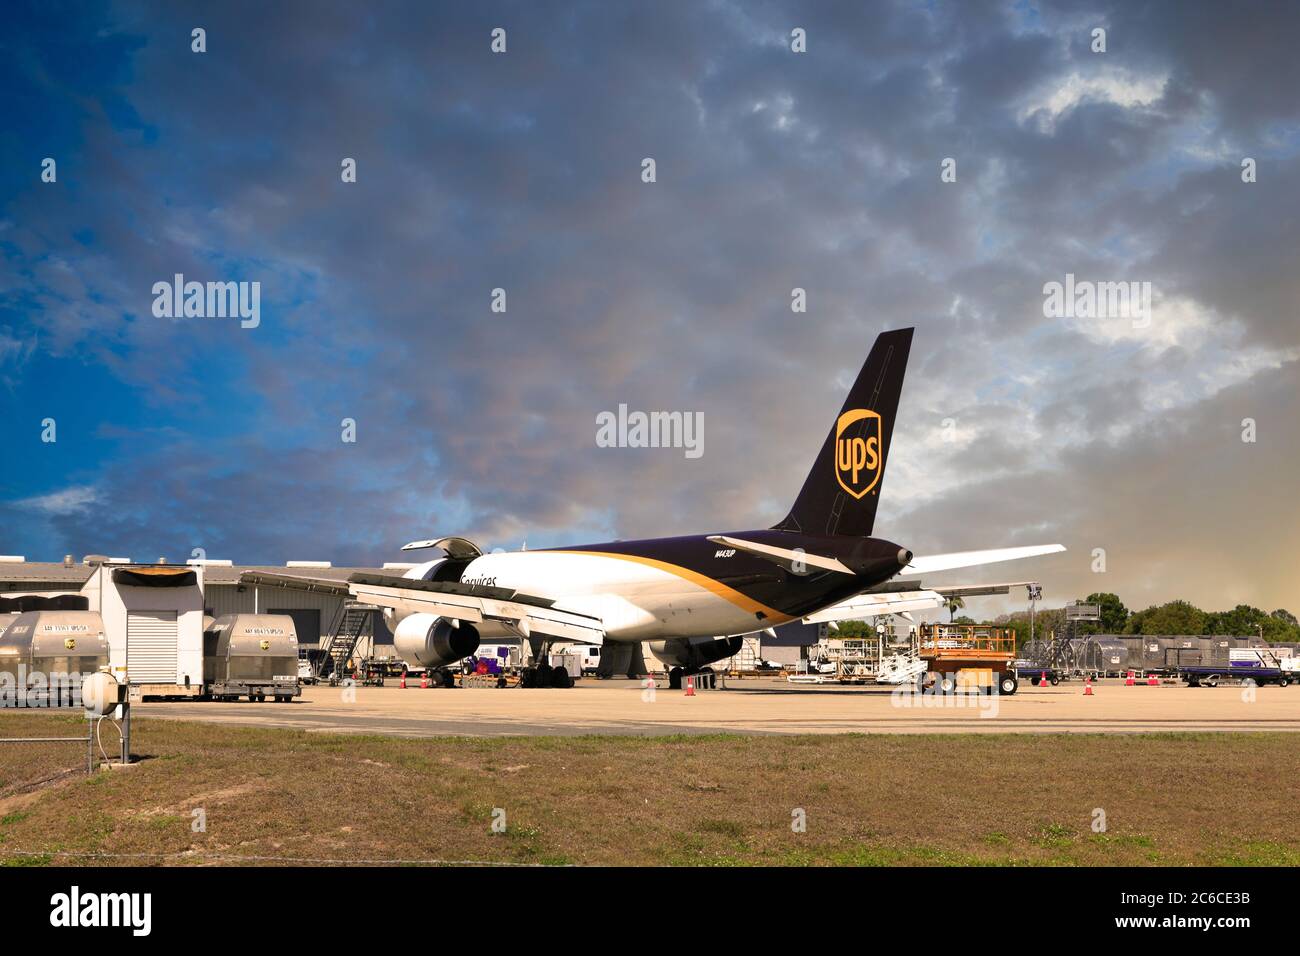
[
  {"xmin": 0, "ymin": 704, "xmax": 130, "ymax": 773},
  {"xmin": 918, "ymin": 624, "xmax": 1017, "ymax": 654}
]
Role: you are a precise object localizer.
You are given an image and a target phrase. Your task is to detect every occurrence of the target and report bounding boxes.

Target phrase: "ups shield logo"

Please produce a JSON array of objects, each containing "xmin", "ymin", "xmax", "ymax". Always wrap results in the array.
[
  {"xmin": 259, "ymin": 639, "xmax": 271, "ymax": 651},
  {"xmin": 64, "ymin": 638, "xmax": 77, "ymax": 650},
  {"xmin": 834, "ymin": 409, "xmax": 882, "ymax": 499}
]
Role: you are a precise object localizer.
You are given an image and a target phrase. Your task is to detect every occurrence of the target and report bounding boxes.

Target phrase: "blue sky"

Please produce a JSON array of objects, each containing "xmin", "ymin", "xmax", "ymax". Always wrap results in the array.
[{"xmin": 2, "ymin": 1, "xmax": 1298, "ymax": 614}]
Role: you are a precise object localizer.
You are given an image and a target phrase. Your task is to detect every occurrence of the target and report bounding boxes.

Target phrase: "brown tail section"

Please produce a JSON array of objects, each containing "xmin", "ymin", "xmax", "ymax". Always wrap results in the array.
[{"xmin": 772, "ymin": 327, "xmax": 913, "ymax": 538}]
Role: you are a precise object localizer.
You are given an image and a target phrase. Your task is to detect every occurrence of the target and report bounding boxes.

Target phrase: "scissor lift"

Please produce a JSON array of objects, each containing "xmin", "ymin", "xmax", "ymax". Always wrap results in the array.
[{"xmin": 917, "ymin": 624, "xmax": 1020, "ymax": 695}]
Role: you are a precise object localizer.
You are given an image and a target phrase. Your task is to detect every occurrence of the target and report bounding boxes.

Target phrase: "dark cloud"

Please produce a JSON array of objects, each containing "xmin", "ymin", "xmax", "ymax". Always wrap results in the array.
[{"xmin": 2, "ymin": 0, "xmax": 1297, "ymax": 613}]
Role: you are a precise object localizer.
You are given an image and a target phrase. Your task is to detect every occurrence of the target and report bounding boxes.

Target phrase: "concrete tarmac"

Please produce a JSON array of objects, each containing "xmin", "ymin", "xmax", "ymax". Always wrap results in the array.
[{"xmin": 133, "ymin": 676, "xmax": 1300, "ymax": 738}]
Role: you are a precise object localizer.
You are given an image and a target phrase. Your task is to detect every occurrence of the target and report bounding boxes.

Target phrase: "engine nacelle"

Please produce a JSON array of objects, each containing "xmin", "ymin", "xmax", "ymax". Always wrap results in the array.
[
  {"xmin": 648, "ymin": 635, "xmax": 744, "ymax": 672},
  {"xmin": 393, "ymin": 613, "xmax": 480, "ymax": 669}
]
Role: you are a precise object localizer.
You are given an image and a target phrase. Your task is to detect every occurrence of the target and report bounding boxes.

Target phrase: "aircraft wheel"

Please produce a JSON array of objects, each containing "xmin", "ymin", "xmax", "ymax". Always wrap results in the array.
[
  {"xmin": 668, "ymin": 667, "xmax": 683, "ymax": 690},
  {"xmin": 999, "ymin": 675, "xmax": 1018, "ymax": 695},
  {"xmin": 550, "ymin": 668, "xmax": 573, "ymax": 688}
]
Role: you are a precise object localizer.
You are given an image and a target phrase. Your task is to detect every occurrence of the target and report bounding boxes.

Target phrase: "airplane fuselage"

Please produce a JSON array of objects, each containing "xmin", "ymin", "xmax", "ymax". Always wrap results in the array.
[{"xmin": 436, "ymin": 530, "xmax": 910, "ymax": 643}]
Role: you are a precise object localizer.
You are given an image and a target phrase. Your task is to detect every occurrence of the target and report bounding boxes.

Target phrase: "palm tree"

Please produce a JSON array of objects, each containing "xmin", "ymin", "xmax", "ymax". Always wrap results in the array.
[{"xmin": 946, "ymin": 596, "xmax": 965, "ymax": 622}]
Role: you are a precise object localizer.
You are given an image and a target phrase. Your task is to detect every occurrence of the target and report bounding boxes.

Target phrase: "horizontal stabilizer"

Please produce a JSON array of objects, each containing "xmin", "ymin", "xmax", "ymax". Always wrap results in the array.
[
  {"xmin": 804, "ymin": 589, "xmax": 946, "ymax": 625},
  {"xmin": 901, "ymin": 544, "xmax": 1064, "ymax": 576},
  {"xmin": 931, "ymin": 581, "xmax": 1039, "ymax": 598},
  {"xmin": 707, "ymin": 535, "xmax": 854, "ymax": 575}
]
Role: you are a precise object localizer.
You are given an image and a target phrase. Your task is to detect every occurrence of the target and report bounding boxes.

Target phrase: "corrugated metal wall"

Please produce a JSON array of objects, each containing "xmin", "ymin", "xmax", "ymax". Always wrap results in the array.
[{"xmin": 204, "ymin": 584, "xmax": 346, "ymax": 648}]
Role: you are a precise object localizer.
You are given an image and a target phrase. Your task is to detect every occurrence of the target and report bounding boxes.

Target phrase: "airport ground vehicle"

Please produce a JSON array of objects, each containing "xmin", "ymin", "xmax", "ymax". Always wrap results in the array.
[
  {"xmin": 1014, "ymin": 661, "xmax": 1063, "ymax": 685},
  {"xmin": 571, "ymin": 645, "xmax": 601, "ymax": 675},
  {"xmin": 1174, "ymin": 648, "xmax": 1299, "ymax": 688},
  {"xmin": 916, "ymin": 624, "xmax": 1020, "ymax": 695}
]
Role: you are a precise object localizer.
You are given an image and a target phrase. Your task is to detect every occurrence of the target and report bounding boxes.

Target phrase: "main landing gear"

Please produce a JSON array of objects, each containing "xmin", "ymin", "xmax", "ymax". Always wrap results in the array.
[
  {"xmin": 519, "ymin": 662, "xmax": 574, "ymax": 688},
  {"xmin": 667, "ymin": 667, "xmax": 716, "ymax": 690}
]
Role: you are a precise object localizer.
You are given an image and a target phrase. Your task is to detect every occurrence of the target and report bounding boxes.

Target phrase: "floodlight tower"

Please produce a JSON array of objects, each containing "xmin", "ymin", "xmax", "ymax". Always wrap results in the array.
[{"xmin": 1027, "ymin": 583, "xmax": 1042, "ymax": 645}]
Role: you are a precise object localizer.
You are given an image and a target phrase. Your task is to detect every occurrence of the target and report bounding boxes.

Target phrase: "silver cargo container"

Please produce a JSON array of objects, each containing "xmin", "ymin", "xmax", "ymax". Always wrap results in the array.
[
  {"xmin": 1092, "ymin": 638, "xmax": 1131, "ymax": 675},
  {"xmin": 0, "ymin": 610, "xmax": 111, "ymax": 704},
  {"xmin": 203, "ymin": 613, "xmax": 300, "ymax": 702}
]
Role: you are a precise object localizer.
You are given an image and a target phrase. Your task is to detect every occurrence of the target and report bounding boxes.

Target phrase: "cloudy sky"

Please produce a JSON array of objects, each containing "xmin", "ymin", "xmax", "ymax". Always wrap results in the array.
[{"xmin": 1, "ymin": 0, "xmax": 1297, "ymax": 616}]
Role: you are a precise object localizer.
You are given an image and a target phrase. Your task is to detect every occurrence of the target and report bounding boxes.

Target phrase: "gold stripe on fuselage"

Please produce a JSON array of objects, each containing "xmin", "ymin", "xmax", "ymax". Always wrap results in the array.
[{"xmin": 548, "ymin": 550, "xmax": 796, "ymax": 625}]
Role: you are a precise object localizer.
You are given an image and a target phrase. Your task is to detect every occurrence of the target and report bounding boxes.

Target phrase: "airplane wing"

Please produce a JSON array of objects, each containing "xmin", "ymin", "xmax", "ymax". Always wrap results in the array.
[
  {"xmin": 238, "ymin": 569, "xmax": 605, "ymax": 644},
  {"xmin": 237, "ymin": 569, "xmax": 351, "ymax": 594},
  {"xmin": 802, "ymin": 579, "xmax": 1044, "ymax": 626},
  {"xmin": 900, "ymin": 544, "xmax": 1065, "ymax": 576},
  {"xmin": 803, "ymin": 589, "xmax": 946, "ymax": 624},
  {"xmin": 706, "ymin": 535, "xmax": 854, "ymax": 574},
  {"xmin": 346, "ymin": 573, "xmax": 605, "ymax": 644}
]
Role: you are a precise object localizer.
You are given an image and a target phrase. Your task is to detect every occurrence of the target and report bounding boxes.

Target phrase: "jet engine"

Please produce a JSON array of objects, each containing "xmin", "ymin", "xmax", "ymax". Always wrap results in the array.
[
  {"xmin": 648, "ymin": 635, "xmax": 744, "ymax": 672},
  {"xmin": 393, "ymin": 613, "xmax": 480, "ymax": 669}
]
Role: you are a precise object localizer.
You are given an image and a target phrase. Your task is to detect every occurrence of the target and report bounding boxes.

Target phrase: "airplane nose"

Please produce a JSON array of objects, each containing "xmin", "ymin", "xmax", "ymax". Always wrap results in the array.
[{"xmin": 897, "ymin": 548, "xmax": 913, "ymax": 566}]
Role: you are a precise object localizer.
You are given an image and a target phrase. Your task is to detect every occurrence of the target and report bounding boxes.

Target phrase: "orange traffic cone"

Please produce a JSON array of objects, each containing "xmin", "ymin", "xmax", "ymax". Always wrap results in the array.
[
  {"xmin": 1125, "ymin": 670, "xmax": 1135, "ymax": 686},
  {"xmin": 1147, "ymin": 673, "xmax": 1159, "ymax": 686},
  {"xmin": 399, "ymin": 673, "xmax": 407, "ymax": 689},
  {"xmin": 1084, "ymin": 676, "xmax": 1094, "ymax": 696},
  {"xmin": 1038, "ymin": 670, "xmax": 1048, "ymax": 688},
  {"xmin": 685, "ymin": 676, "xmax": 696, "ymax": 697},
  {"xmin": 420, "ymin": 674, "xmax": 429, "ymax": 689}
]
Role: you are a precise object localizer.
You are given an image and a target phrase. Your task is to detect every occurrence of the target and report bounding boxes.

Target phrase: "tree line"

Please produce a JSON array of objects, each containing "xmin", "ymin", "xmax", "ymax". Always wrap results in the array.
[
  {"xmin": 992, "ymin": 594, "xmax": 1300, "ymax": 645},
  {"xmin": 829, "ymin": 594, "xmax": 1300, "ymax": 646}
]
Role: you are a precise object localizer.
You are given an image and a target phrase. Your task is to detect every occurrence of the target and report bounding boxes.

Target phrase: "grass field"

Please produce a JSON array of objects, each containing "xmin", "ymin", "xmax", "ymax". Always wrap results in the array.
[{"xmin": 2, "ymin": 711, "xmax": 1298, "ymax": 866}]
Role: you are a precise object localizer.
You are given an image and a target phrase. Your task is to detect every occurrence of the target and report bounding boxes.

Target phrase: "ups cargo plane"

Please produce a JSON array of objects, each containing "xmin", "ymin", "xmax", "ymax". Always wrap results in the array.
[{"xmin": 244, "ymin": 328, "xmax": 1063, "ymax": 686}]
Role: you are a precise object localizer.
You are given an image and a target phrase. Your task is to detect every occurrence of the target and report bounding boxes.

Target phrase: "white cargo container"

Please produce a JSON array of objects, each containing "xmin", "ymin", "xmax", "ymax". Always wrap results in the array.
[{"xmin": 1229, "ymin": 647, "xmax": 1298, "ymax": 671}]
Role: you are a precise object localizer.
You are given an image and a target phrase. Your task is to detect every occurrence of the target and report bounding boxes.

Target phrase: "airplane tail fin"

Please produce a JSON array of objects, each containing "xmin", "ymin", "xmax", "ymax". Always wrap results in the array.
[{"xmin": 772, "ymin": 327, "xmax": 913, "ymax": 538}]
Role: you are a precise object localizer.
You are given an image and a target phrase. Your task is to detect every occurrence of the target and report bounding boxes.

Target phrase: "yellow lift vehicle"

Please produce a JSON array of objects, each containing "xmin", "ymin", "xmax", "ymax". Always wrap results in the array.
[{"xmin": 916, "ymin": 624, "xmax": 1020, "ymax": 695}]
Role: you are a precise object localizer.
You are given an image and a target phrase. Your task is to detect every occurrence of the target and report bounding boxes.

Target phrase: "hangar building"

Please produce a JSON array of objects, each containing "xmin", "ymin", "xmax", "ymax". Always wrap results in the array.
[{"xmin": 0, "ymin": 555, "xmax": 403, "ymax": 653}]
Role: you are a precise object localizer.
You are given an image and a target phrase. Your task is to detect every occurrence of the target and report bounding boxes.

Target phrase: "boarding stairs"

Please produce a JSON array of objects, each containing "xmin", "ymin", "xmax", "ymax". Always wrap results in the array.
[
  {"xmin": 316, "ymin": 601, "xmax": 377, "ymax": 679},
  {"xmin": 875, "ymin": 651, "xmax": 927, "ymax": 685}
]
